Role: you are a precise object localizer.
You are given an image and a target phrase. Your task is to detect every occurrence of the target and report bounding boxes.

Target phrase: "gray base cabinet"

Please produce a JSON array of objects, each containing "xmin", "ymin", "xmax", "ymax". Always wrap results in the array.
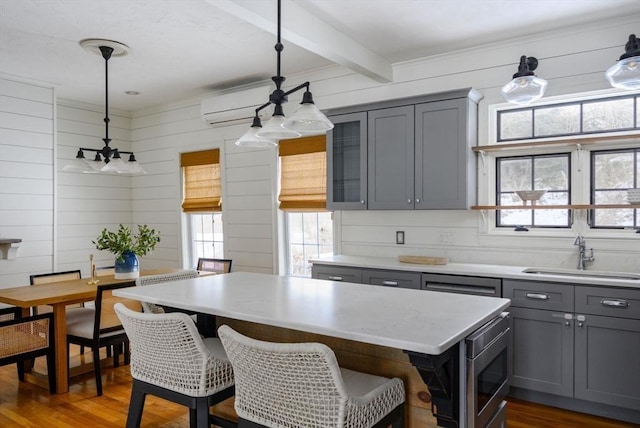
[
  {"xmin": 504, "ymin": 279, "xmax": 640, "ymax": 413},
  {"xmin": 311, "ymin": 264, "xmax": 420, "ymax": 290}
]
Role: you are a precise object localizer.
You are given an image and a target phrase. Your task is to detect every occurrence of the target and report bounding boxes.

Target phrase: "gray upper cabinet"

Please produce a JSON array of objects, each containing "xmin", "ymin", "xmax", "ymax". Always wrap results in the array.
[
  {"xmin": 415, "ymin": 97, "xmax": 477, "ymax": 209},
  {"xmin": 368, "ymin": 105, "xmax": 415, "ymax": 209},
  {"xmin": 325, "ymin": 88, "xmax": 481, "ymax": 211},
  {"xmin": 326, "ymin": 112, "xmax": 368, "ymax": 210}
]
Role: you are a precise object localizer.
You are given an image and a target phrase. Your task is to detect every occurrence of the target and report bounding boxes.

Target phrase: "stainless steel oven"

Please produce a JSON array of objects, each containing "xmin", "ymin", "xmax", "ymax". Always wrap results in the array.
[{"xmin": 466, "ymin": 312, "xmax": 510, "ymax": 428}]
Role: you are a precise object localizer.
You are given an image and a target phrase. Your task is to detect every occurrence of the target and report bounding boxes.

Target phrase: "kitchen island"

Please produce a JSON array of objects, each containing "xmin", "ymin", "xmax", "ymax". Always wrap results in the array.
[{"xmin": 114, "ymin": 271, "xmax": 510, "ymax": 427}]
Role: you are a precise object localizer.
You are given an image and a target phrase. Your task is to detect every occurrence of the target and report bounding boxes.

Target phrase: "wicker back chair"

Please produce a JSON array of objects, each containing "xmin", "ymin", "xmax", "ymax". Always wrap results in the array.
[
  {"xmin": 114, "ymin": 303, "xmax": 235, "ymax": 428},
  {"xmin": 0, "ymin": 311, "xmax": 56, "ymax": 393},
  {"xmin": 218, "ymin": 325, "xmax": 405, "ymax": 428},
  {"xmin": 30, "ymin": 269, "xmax": 82, "ymax": 315},
  {"xmin": 135, "ymin": 270, "xmax": 200, "ymax": 314}
]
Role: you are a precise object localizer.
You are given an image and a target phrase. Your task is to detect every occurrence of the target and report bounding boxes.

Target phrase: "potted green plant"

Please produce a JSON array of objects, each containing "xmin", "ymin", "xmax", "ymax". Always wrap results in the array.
[{"xmin": 93, "ymin": 224, "xmax": 161, "ymax": 279}]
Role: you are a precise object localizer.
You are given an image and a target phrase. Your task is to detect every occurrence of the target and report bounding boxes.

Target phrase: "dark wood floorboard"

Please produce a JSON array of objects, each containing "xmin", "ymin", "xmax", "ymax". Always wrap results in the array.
[{"xmin": 0, "ymin": 346, "xmax": 636, "ymax": 427}]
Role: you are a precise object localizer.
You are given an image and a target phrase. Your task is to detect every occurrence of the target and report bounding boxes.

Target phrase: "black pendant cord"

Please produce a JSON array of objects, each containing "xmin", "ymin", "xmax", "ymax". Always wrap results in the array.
[
  {"xmin": 252, "ymin": 0, "xmax": 312, "ymax": 118},
  {"xmin": 99, "ymin": 46, "xmax": 114, "ymax": 161}
]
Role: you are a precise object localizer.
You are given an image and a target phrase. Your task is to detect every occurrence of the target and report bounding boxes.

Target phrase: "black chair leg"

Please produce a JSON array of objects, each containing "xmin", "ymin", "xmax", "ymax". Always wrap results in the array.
[
  {"xmin": 46, "ymin": 349, "xmax": 56, "ymax": 394},
  {"xmin": 126, "ymin": 381, "xmax": 147, "ymax": 428},
  {"xmin": 113, "ymin": 343, "xmax": 121, "ymax": 368},
  {"xmin": 124, "ymin": 341, "xmax": 130, "ymax": 365},
  {"xmin": 16, "ymin": 359, "xmax": 25, "ymax": 381},
  {"xmin": 195, "ymin": 397, "xmax": 210, "ymax": 428},
  {"xmin": 92, "ymin": 345, "xmax": 102, "ymax": 396}
]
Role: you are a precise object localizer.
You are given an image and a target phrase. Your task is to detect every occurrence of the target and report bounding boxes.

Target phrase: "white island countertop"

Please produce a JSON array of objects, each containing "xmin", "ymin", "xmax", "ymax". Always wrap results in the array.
[{"xmin": 114, "ymin": 271, "xmax": 510, "ymax": 355}]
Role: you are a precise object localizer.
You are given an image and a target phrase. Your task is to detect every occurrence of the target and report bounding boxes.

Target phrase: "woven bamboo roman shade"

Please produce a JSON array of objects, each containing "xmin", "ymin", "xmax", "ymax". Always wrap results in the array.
[
  {"xmin": 181, "ymin": 149, "xmax": 221, "ymax": 212},
  {"xmin": 278, "ymin": 135, "xmax": 326, "ymax": 211}
]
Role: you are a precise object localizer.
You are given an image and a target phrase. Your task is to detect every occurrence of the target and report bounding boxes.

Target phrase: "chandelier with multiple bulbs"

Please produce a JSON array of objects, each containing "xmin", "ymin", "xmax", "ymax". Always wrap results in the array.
[
  {"xmin": 235, "ymin": 0, "xmax": 334, "ymax": 148},
  {"xmin": 63, "ymin": 39, "xmax": 146, "ymax": 174}
]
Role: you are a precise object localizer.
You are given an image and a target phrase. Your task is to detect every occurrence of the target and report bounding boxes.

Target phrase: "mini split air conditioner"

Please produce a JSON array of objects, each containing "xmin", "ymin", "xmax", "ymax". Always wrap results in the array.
[{"xmin": 201, "ymin": 85, "xmax": 272, "ymax": 128}]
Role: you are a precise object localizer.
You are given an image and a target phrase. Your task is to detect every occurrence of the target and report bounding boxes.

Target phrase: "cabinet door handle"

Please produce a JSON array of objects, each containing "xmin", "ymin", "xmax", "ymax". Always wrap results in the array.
[
  {"xmin": 526, "ymin": 292, "xmax": 550, "ymax": 300},
  {"xmin": 600, "ymin": 299, "xmax": 629, "ymax": 308},
  {"xmin": 407, "ymin": 199, "xmax": 412, "ymax": 204},
  {"xmin": 360, "ymin": 200, "xmax": 366, "ymax": 205},
  {"xmin": 382, "ymin": 280, "xmax": 399, "ymax": 287},
  {"xmin": 328, "ymin": 276, "xmax": 343, "ymax": 281},
  {"xmin": 416, "ymin": 198, "xmax": 421, "ymax": 204}
]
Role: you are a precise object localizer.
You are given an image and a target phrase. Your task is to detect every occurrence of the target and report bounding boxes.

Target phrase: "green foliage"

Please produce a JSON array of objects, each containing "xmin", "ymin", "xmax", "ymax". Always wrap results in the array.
[{"xmin": 93, "ymin": 224, "xmax": 161, "ymax": 261}]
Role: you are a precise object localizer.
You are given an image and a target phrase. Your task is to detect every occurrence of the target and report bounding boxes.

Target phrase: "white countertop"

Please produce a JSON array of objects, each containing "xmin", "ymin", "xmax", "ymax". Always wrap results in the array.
[
  {"xmin": 113, "ymin": 271, "xmax": 510, "ymax": 355},
  {"xmin": 310, "ymin": 255, "xmax": 640, "ymax": 289}
]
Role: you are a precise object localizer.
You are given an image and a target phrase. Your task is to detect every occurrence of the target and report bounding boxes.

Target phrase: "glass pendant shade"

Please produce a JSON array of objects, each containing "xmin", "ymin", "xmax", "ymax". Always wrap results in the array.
[
  {"xmin": 282, "ymin": 102, "xmax": 334, "ymax": 134},
  {"xmin": 256, "ymin": 114, "xmax": 302, "ymax": 139},
  {"xmin": 501, "ymin": 75, "xmax": 548, "ymax": 105},
  {"xmin": 63, "ymin": 156, "xmax": 98, "ymax": 173},
  {"xmin": 606, "ymin": 56, "xmax": 640, "ymax": 90},
  {"xmin": 236, "ymin": 125, "xmax": 278, "ymax": 147},
  {"xmin": 126, "ymin": 160, "xmax": 148, "ymax": 174},
  {"xmin": 100, "ymin": 155, "xmax": 128, "ymax": 173}
]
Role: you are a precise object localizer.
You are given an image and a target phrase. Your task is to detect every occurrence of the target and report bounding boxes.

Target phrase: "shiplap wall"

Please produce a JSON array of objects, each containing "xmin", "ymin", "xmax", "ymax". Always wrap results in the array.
[
  {"xmin": 130, "ymin": 102, "xmax": 278, "ymax": 273},
  {"xmin": 0, "ymin": 78, "xmax": 55, "ymax": 288},
  {"xmin": 55, "ymin": 99, "xmax": 134, "ymax": 276},
  {"xmin": 1, "ymin": 16, "xmax": 639, "ymax": 289},
  {"xmin": 129, "ymin": 16, "xmax": 639, "ymax": 274}
]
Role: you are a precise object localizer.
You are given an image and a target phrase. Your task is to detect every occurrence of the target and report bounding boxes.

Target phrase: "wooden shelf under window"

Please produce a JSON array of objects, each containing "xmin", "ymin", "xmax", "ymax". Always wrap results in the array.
[
  {"xmin": 471, "ymin": 204, "xmax": 640, "ymax": 210},
  {"xmin": 472, "ymin": 134, "xmax": 639, "ymax": 153}
]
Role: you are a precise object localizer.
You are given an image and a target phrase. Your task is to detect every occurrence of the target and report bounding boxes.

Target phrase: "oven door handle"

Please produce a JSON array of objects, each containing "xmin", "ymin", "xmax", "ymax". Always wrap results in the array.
[{"xmin": 425, "ymin": 282, "xmax": 497, "ymax": 296}]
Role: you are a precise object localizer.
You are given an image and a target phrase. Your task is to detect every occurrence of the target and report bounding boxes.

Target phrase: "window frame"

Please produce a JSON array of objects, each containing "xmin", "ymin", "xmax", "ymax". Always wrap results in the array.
[{"xmin": 483, "ymin": 89, "xmax": 640, "ymax": 239}]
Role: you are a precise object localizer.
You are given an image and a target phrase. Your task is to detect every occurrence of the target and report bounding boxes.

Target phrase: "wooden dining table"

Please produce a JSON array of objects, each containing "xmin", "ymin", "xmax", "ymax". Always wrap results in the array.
[{"xmin": 0, "ymin": 268, "xmax": 181, "ymax": 393}]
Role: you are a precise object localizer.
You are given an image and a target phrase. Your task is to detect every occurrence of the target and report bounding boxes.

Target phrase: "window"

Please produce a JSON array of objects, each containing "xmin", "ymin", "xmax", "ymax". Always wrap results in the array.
[
  {"xmin": 591, "ymin": 148, "xmax": 639, "ymax": 229},
  {"xmin": 496, "ymin": 154, "xmax": 570, "ymax": 228},
  {"xmin": 285, "ymin": 212, "xmax": 333, "ymax": 277},
  {"xmin": 493, "ymin": 92, "xmax": 639, "ymax": 231},
  {"xmin": 181, "ymin": 149, "xmax": 224, "ymax": 268},
  {"xmin": 190, "ymin": 213, "xmax": 224, "ymax": 261},
  {"xmin": 279, "ymin": 135, "xmax": 333, "ymax": 277},
  {"xmin": 498, "ymin": 94, "xmax": 639, "ymax": 142}
]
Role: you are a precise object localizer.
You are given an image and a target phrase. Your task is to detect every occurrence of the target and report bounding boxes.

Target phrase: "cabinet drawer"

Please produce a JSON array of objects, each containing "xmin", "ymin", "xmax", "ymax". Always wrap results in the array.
[
  {"xmin": 362, "ymin": 269, "xmax": 421, "ymax": 290},
  {"xmin": 422, "ymin": 273, "xmax": 501, "ymax": 297},
  {"xmin": 575, "ymin": 286, "xmax": 640, "ymax": 320},
  {"xmin": 503, "ymin": 280, "xmax": 574, "ymax": 311},
  {"xmin": 312, "ymin": 265, "xmax": 362, "ymax": 283}
]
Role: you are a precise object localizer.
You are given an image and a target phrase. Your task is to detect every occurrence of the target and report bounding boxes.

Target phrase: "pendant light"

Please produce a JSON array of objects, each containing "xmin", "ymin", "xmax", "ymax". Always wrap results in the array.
[
  {"xmin": 606, "ymin": 34, "xmax": 640, "ymax": 90},
  {"xmin": 63, "ymin": 39, "xmax": 146, "ymax": 174},
  {"xmin": 501, "ymin": 56, "xmax": 548, "ymax": 105},
  {"xmin": 236, "ymin": 0, "xmax": 333, "ymax": 147}
]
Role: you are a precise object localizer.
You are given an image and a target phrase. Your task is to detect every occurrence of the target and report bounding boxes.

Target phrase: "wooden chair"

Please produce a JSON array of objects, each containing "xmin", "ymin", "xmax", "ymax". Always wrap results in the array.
[
  {"xmin": 66, "ymin": 282, "xmax": 142, "ymax": 396},
  {"xmin": 196, "ymin": 258, "xmax": 232, "ymax": 274},
  {"xmin": 95, "ymin": 266, "xmax": 115, "ymax": 277},
  {"xmin": 30, "ymin": 270, "xmax": 82, "ymax": 315},
  {"xmin": 218, "ymin": 325, "xmax": 405, "ymax": 428},
  {"xmin": 0, "ymin": 310, "xmax": 56, "ymax": 394},
  {"xmin": 114, "ymin": 303, "xmax": 235, "ymax": 428}
]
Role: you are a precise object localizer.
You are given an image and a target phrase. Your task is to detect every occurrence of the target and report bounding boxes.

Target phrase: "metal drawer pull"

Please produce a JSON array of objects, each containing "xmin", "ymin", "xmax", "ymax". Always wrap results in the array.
[
  {"xmin": 382, "ymin": 280, "xmax": 399, "ymax": 286},
  {"xmin": 526, "ymin": 292, "xmax": 550, "ymax": 300},
  {"xmin": 328, "ymin": 276, "xmax": 343, "ymax": 281},
  {"xmin": 600, "ymin": 299, "xmax": 629, "ymax": 308}
]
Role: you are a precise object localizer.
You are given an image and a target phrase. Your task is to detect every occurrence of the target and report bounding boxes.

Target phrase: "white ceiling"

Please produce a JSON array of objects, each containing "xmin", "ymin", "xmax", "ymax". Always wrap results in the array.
[{"xmin": 1, "ymin": 0, "xmax": 638, "ymax": 111}]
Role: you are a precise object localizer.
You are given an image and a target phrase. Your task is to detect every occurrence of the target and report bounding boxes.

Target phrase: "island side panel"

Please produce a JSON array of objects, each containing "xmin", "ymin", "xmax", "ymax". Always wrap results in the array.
[{"xmin": 213, "ymin": 317, "xmax": 439, "ymax": 428}]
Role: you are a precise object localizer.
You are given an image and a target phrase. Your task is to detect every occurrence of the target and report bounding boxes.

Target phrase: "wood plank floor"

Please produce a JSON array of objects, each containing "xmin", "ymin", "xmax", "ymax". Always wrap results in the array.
[{"xmin": 0, "ymin": 348, "xmax": 636, "ymax": 428}]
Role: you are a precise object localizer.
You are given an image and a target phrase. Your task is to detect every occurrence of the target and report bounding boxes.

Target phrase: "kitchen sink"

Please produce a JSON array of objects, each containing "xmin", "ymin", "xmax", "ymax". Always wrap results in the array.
[{"xmin": 522, "ymin": 267, "xmax": 640, "ymax": 281}]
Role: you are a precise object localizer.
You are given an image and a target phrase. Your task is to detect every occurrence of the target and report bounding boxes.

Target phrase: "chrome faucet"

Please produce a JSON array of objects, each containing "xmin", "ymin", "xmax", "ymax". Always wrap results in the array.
[{"xmin": 573, "ymin": 234, "xmax": 594, "ymax": 270}]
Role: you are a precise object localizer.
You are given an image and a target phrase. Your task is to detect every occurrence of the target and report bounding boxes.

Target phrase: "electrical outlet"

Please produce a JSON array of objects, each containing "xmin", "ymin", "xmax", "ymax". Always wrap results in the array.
[
  {"xmin": 438, "ymin": 232, "xmax": 454, "ymax": 245},
  {"xmin": 396, "ymin": 231, "xmax": 405, "ymax": 245}
]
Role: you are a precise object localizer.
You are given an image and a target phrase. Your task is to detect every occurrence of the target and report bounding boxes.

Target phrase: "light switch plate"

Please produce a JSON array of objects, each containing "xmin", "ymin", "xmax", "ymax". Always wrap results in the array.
[{"xmin": 396, "ymin": 231, "xmax": 405, "ymax": 245}]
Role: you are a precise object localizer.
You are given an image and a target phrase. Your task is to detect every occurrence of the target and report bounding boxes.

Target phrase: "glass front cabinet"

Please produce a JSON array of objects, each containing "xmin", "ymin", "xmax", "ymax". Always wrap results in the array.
[{"xmin": 326, "ymin": 112, "xmax": 368, "ymax": 210}]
